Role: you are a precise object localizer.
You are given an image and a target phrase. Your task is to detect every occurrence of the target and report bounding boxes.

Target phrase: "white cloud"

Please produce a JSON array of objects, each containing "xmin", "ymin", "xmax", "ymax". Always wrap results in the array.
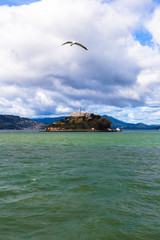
[
  {"xmin": 0, "ymin": 0, "xmax": 160, "ymax": 124},
  {"xmin": 147, "ymin": 5, "xmax": 160, "ymax": 45}
]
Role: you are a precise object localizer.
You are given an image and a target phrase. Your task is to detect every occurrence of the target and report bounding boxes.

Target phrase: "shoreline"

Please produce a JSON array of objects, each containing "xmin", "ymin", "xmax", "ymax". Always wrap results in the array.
[{"xmin": 45, "ymin": 129, "xmax": 122, "ymax": 132}]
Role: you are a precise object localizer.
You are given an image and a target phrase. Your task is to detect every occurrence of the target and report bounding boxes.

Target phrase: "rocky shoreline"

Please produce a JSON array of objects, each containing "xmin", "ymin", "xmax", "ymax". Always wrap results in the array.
[{"xmin": 45, "ymin": 128, "xmax": 122, "ymax": 132}]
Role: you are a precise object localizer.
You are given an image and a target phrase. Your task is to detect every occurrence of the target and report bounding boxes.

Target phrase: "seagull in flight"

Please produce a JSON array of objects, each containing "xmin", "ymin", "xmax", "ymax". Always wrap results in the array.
[{"xmin": 62, "ymin": 41, "xmax": 88, "ymax": 50}]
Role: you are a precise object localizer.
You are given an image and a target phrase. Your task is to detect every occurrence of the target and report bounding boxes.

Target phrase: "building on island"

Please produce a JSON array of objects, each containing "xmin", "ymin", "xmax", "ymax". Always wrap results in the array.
[{"xmin": 70, "ymin": 107, "xmax": 92, "ymax": 118}]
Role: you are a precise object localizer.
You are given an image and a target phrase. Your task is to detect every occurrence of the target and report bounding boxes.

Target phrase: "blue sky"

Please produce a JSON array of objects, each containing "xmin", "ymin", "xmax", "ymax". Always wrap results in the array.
[
  {"xmin": 134, "ymin": 29, "xmax": 153, "ymax": 46},
  {"xmin": 0, "ymin": 0, "xmax": 160, "ymax": 124},
  {"xmin": 0, "ymin": 0, "xmax": 40, "ymax": 6}
]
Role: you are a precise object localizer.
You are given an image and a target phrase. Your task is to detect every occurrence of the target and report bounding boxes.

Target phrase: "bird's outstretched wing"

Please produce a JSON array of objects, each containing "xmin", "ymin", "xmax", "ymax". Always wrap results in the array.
[
  {"xmin": 61, "ymin": 41, "xmax": 72, "ymax": 46},
  {"xmin": 75, "ymin": 42, "xmax": 88, "ymax": 50}
]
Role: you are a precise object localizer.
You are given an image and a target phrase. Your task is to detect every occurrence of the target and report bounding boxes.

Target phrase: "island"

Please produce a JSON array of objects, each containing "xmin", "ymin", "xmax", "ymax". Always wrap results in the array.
[{"xmin": 45, "ymin": 108, "xmax": 121, "ymax": 132}]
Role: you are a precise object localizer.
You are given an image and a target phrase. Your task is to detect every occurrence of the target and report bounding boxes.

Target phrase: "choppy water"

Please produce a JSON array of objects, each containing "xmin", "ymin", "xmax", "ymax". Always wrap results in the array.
[{"xmin": 0, "ymin": 130, "xmax": 160, "ymax": 240}]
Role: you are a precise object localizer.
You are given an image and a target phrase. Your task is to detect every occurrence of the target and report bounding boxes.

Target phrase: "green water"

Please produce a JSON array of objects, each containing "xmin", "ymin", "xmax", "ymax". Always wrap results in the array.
[{"xmin": 0, "ymin": 131, "xmax": 160, "ymax": 240}]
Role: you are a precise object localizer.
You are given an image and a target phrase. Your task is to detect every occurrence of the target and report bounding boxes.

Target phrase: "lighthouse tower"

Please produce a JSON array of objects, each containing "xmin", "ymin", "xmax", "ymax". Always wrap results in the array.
[{"xmin": 70, "ymin": 107, "xmax": 91, "ymax": 117}]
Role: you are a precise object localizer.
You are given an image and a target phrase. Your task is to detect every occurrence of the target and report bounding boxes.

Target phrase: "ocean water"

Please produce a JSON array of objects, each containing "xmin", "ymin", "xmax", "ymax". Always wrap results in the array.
[{"xmin": 0, "ymin": 130, "xmax": 160, "ymax": 240}]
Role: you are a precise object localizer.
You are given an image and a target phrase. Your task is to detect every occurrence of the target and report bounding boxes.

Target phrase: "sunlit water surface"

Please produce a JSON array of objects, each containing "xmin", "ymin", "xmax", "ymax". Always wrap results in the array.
[{"xmin": 0, "ymin": 130, "xmax": 160, "ymax": 240}]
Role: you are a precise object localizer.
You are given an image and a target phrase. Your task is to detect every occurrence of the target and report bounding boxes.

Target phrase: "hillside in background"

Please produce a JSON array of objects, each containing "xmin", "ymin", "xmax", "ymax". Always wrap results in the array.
[
  {"xmin": 102, "ymin": 115, "xmax": 160, "ymax": 130},
  {"xmin": 34, "ymin": 115, "xmax": 160, "ymax": 130},
  {"xmin": 0, "ymin": 114, "xmax": 159, "ymax": 130},
  {"xmin": 32, "ymin": 116, "xmax": 67, "ymax": 124},
  {"xmin": 0, "ymin": 115, "xmax": 46, "ymax": 130}
]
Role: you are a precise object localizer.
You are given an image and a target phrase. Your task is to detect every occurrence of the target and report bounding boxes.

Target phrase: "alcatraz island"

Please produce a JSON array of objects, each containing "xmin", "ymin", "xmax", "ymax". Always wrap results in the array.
[{"xmin": 45, "ymin": 107, "xmax": 121, "ymax": 132}]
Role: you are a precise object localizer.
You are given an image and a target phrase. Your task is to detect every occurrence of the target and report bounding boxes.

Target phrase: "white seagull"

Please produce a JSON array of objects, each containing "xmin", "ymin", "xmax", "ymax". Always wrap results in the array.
[{"xmin": 61, "ymin": 41, "xmax": 88, "ymax": 50}]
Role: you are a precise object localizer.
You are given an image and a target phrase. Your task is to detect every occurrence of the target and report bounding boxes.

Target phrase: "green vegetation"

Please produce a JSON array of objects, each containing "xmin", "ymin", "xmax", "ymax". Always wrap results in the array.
[{"xmin": 45, "ymin": 114, "xmax": 112, "ymax": 131}]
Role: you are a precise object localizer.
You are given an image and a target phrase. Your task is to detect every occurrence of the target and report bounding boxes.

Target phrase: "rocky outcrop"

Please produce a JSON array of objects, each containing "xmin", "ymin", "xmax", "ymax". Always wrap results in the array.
[{"xmin": 45, "ymin": 114, "xmax": 113, "ymax": 132}]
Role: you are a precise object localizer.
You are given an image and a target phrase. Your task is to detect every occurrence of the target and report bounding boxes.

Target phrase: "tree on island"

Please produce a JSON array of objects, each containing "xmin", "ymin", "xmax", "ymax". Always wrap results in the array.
[{"xmin": 92, "ymin": 117, "xmax": 111, "ymax": 130}]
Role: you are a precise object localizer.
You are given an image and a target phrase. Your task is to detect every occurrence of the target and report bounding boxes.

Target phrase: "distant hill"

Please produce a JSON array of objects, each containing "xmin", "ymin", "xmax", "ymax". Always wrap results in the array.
[
  {"xmin": 0, "ymin": 114, "xmax": 158, "ymax": 130},
  {"xmin": 0, "ymin": 115, "xmax": 46, "ymax": 130},
  {"xmin": 102, "ymin": 115, "xmax": 160, "ymax": 130},
  {"xmin": 34, "ymin": 115, "xmax": 160, "ymax": 130},
  {"xmin": 33, "ymin": 116, "xmax": 68, "ymax": 124}
]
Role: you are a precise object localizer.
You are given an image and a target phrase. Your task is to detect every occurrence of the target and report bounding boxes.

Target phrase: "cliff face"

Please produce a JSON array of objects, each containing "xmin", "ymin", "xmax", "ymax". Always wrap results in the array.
[
  {"xmin": 0, "ymin": 115, "xmax": 46, "ymax": 130},
  {"xmin": 45, "ymin": 114, "xmax": 112, "ymax": 132}
]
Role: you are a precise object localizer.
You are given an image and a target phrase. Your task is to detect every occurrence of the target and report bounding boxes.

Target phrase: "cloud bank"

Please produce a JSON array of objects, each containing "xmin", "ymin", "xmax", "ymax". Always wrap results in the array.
[{"xmin": 0, "ymin": 0, "xmax": 160, "ymax": 124}]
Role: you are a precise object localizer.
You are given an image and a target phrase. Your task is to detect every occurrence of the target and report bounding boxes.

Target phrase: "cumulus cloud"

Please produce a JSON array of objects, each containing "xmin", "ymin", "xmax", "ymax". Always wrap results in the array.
[{"xmin": 0, "ymin": 0, "xmax": 160, "ymax": 123}]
